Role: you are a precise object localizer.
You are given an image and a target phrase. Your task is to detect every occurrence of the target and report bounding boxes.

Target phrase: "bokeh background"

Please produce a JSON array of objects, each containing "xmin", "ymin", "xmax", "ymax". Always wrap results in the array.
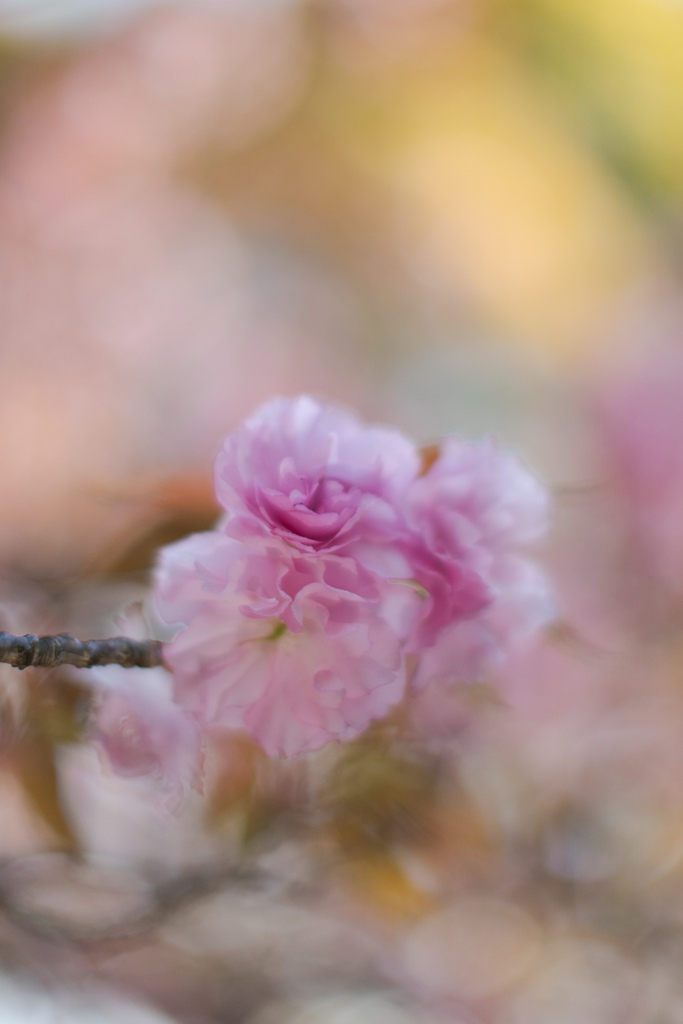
[{"xmin": 2, "ymin": 1, "xmax": 683, "ymax": 1021}]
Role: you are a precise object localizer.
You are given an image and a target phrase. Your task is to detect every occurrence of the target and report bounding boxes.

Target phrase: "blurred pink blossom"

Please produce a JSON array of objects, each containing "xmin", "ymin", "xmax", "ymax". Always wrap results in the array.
[
  {"xmin": 1, "ymin": 4, "xmax": 308, "ymax": 217},
  {"xmin": 596, "ymin": 344, "xmax": 683, "ymax": 595},
  {"xmin": 92, "ymin": 665, "xmax": 202, "ymax": 809}
]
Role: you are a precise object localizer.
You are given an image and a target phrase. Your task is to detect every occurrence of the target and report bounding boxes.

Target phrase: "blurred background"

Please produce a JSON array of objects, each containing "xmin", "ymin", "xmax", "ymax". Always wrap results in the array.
[{"xmin": 2, "ymin": 0, "xmax": 683, "ymax": 1021}]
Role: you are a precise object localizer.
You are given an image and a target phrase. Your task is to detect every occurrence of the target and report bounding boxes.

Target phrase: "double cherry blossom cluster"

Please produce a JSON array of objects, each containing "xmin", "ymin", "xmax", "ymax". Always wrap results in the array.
[{"xmin": 153, "ymin": 396, "xmax": 551, "ymax": 758}]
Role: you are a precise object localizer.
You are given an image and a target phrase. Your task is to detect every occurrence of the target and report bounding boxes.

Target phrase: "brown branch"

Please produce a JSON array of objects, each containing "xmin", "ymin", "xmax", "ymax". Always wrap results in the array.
[
  {"xmin": 0, "ymin": 856, "xmax": 274, "ymax": 947},
  {"xmin": 0, "ymin": 632, "xmax": 163, "ymax": 670}
]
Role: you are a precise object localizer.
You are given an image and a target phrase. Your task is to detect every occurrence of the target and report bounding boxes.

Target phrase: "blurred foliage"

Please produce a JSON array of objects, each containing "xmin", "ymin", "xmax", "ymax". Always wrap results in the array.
[
  {"xmin": 320, "ymin": 736, "xmax": 440, "ymax": 852},
  {"xmin": 495, "ymin": 0, "xmax": 683, "ymax": 205}
]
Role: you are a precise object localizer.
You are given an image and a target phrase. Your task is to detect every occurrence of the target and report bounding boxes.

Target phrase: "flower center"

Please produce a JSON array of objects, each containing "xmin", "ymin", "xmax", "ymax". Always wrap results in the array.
[{"xmin": 259, "ymin": 474, "xmax": 360, "ymax": 547}]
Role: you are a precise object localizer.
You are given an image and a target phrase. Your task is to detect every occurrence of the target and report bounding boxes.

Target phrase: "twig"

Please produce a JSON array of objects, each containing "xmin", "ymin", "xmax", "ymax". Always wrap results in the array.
[
  {"xmin": 0, "ymin": 862, "xmax": 258, "ymax": 947},
  {"xmin": 0, "ymin": 632, "xmax": 163, "ymax": 670},
  {"xmin": 0, "ymin": 853, "xmax": 315, "ymax": 948}
]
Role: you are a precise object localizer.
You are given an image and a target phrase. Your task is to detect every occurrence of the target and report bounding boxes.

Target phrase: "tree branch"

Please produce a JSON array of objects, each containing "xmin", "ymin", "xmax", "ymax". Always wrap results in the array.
[
  {"xmin": 0, "ymin": 632, "xmax": 163, "ymax": 670},
  {"xmin": 0, "ymin": 856, "xmax": 273, "ymax": 947}
]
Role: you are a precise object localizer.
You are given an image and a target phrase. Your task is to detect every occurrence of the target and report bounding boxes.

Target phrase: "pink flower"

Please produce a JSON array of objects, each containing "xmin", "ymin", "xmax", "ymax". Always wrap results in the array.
[
  {"xmin": 215, "ymin": 395, "xmax": 419, "ymax": 558},
  {"xmin": 155, "ymin": 531, "xmax": 418, "ymax": 757},
  {"xmin": 153, "ymin": 399, "xmax": 550, "ymax": 757},
  {"xmin": 405, "ymin": 437, "xmax": 552, "ymax": 675},
  {"xmin": 596, "ymin": 345, "xmax": 683, "ymax": 595},
  {"xmin": 91, "ymin": 665, "xmax": 202, "ymax": 810}
]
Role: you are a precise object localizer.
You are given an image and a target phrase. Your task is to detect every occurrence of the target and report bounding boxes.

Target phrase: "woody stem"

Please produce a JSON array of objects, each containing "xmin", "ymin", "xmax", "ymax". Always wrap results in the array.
[{"xmin": 0, "ymin": 632, "xmax": 164, "ymax": 670}]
